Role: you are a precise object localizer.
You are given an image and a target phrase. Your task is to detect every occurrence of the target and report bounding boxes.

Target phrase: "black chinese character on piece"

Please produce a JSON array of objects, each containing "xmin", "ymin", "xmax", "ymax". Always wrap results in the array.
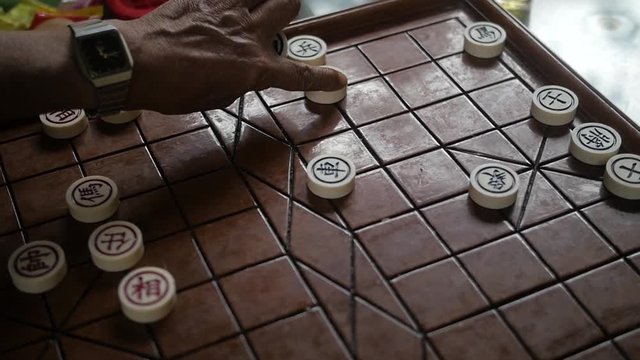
[
  {"xmin": 620, "ymin": 161, "xmax": 640, "ymax": 180},
  {"xmin": 295, "ymin": 40, "xmax": 319, "ymax": 56},
  {"xmin": 483, "ymin": 169, "xmax": 507, "ymax": 191},
  {"xmin": 541, "ymin": 91, "xmax": 567, "ymax": 107},
  {"xmin": 316, "ymin": 161, "xmax": 347, "ymax": 179},
  {"xmin": 580, "ymin": 128, "xmax": 612, "ymax": 149},
  {"xmin": 52, "ymin": 110, "xmax": 75, "ymax": 122},
  {"xmin": 474, "ymin": 26, "xmax": 497, "ymax": 40},
  {"xmin": 78, "ymin": 183, "xmax": 106, "ymax": 203},
  {"xmin": 19, "ymin": 249, "xmax": 53, "ymax": 273}
]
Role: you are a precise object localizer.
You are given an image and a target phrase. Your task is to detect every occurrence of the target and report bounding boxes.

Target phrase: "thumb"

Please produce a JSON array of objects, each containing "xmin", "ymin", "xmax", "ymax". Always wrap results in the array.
[{"xmin": 263, "ymin": 60, "xmax": 347, "ymax": 92}]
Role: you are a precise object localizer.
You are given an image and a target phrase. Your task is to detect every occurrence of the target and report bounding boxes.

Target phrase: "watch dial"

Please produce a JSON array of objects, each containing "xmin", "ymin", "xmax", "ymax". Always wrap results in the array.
[{"xmin": 78, "ymin": 30, "xmax": 130, "ymax": 78}]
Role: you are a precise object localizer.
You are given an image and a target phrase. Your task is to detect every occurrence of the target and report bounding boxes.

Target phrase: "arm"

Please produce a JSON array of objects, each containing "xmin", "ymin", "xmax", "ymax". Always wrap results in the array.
[
  {"xmin": 0, "ymin": 25, "xmax": 96, "ymax": 119},
  {"xmin": 0, "ymin": 0, "xmax": 347, "ymax": 121}
]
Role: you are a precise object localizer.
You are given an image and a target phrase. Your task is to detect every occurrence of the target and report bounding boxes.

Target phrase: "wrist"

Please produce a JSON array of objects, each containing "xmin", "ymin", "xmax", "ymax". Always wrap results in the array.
[
  {"xmin": 54, "ymin": 19, "xmax": 139, "ymax": 114},
  {"xmin": 50, "ymin": 27, "xmax": 98, "ymax": 111},
  {"xmin": 109, "ymin": 19, "xmax": 148, "ymax": 110}
]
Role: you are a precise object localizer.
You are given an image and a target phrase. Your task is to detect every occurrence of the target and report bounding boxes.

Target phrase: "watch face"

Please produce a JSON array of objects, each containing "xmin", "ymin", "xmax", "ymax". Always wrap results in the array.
[{"xmin": 78, "ymin": 30, "xmax": 131, "ymax": 79}]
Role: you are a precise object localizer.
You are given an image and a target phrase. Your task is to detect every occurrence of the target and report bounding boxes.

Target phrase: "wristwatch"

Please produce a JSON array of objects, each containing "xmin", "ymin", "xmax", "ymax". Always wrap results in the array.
[{"xmin": 68, "ymin": 19, "xmax": 134, "ymax": 116}]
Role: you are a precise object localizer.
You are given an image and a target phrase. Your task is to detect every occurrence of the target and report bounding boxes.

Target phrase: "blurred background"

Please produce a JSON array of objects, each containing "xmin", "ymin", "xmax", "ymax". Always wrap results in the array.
[{"xmin": 524, "ymin": 0, "xmax": 640, "ymax": 126}]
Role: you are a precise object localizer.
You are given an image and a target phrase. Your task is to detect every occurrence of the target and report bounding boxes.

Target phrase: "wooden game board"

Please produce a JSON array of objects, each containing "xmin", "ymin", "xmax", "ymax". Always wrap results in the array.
[{"xmin": 1, "ymin": 0, "xmax": 640, "ymax": 359}]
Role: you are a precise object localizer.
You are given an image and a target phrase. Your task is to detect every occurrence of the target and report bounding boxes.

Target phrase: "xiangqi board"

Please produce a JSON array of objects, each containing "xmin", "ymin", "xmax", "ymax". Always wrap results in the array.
[{"xmin": 1, "ymin": 0, "xmax": 639, "ymax": 359}]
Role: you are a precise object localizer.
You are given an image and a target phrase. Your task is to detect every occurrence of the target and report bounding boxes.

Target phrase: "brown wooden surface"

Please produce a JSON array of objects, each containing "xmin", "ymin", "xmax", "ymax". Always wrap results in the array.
[
  {"xmin": 287, "ymin": 0, "xmax": 640, "ymax": 153},
  {"xmin": 288, "ymin": 0, "xmax": 455, "ymax": 42}
]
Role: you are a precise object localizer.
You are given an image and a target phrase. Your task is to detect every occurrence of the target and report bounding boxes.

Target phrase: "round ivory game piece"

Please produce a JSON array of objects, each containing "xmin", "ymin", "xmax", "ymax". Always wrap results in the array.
[
  {"xmin": 287, "ymin": 34, "xmax": 327, "ymax": 65},
  {"xmin": 570, "ymin": 122, "xmax": 622, "ymax": 165},
  {"xmin": 39, "ymin": 109, "xmax": 88, "ymax": 139},
  {"xmin": 469, "ymin": 163, "xmax": 520, "ymax": 209},
  {"xmin": 604, "ymin": 153, "xmax": 640, "ymax": 200},
  {"xmin": 8, "ymin": 240, "xmax": 67, "ymax": 294},
  {"xmin": 463, "ymin": 21, "xmax": 507, "ymax": 58},
  {"xmin": 118, "ymin": 266, "xmax": 177, "ymax": 323},
  {"xmin": 305, "ymin": 66, "xmax": 347, "ymax": 104},
  {"xmin": 273, "ymin": 31, "xmax": 288, "ymax": 57},
  {"xmin": 306, "ymin": 154, "xmax": 356, "ymax": 199},
  {"xmin": 531, "ymin": 85, "xmax": 579, "ymax": 126},
  {"xmin": 89, "ymin": 221, "xmax": 144, "ymax": 272},
  {"xmin": 101, "ymin": 110, "xmax": 142, "ymax": 124},
  {"xmin": 66, "ymin": 175, "xmax": 120, "ymax": 223}
]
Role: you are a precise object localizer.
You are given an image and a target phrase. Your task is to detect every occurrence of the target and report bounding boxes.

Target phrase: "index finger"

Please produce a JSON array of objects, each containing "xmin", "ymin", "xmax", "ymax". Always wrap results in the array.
[{"xmin": 262, "ymin": 59, "xmax": 347, "ymax": 92}]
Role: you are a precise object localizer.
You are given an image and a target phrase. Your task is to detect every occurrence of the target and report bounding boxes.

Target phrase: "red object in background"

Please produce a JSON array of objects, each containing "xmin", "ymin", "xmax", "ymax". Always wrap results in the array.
[{"xmin": 106, "ymin": 0, "xmax": 168, "ymax": 19}]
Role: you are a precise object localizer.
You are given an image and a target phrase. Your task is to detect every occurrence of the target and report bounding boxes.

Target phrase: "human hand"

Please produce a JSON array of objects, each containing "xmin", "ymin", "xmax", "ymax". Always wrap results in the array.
[{"xmin": 117, "ymin": 0, "xmax": 347, "ymax": 114}]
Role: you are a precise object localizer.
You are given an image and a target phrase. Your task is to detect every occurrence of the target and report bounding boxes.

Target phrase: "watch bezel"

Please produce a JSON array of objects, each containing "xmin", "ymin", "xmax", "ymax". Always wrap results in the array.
[{"xmin": 72, "ymin": 24, "xmax": 134, "ymax": 88}]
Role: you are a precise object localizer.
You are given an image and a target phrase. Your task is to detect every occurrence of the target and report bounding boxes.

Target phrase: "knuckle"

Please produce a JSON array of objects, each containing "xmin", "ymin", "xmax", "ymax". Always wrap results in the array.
[
  {"xmin": 218, "ymin": 9, "xmax": 246, "ymax": 29},
  {"xmin": 217, "ymin": 12, "xmax": 234, "ymax": 28}
]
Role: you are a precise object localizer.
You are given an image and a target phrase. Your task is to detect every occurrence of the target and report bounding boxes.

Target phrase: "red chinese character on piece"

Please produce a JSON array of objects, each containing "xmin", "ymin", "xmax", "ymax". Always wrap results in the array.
[
  {"xmin": 78, "ymin": 183, "xmax": 105, "ymax": 203},
  {"xmin": 100, "ymin": 231, "xmax": 131, "ymax": 252},
  {"xmin": 130, "ymin": 275, "xmax": 162, "ymax": 302},
  {"xmin": 19, "ymin": 248, "xmax": 52, "ymax": 273}
]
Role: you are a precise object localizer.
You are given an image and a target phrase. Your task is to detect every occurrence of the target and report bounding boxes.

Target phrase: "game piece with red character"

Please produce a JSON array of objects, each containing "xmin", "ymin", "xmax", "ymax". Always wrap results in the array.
[
  {"xmin": 118, "ymin": 266, "xmax": 177, "ymax": 323},
  {"xmin": 66, "ymin": 175, "xmax": 120, "ymax": 223},
  {"xmin": 89, "ymin": 220, "xmax": 144, "ymax": 272},
  {"xmin": 8, "ymin": 240, "xmax": 67, "ymax": 294}
]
